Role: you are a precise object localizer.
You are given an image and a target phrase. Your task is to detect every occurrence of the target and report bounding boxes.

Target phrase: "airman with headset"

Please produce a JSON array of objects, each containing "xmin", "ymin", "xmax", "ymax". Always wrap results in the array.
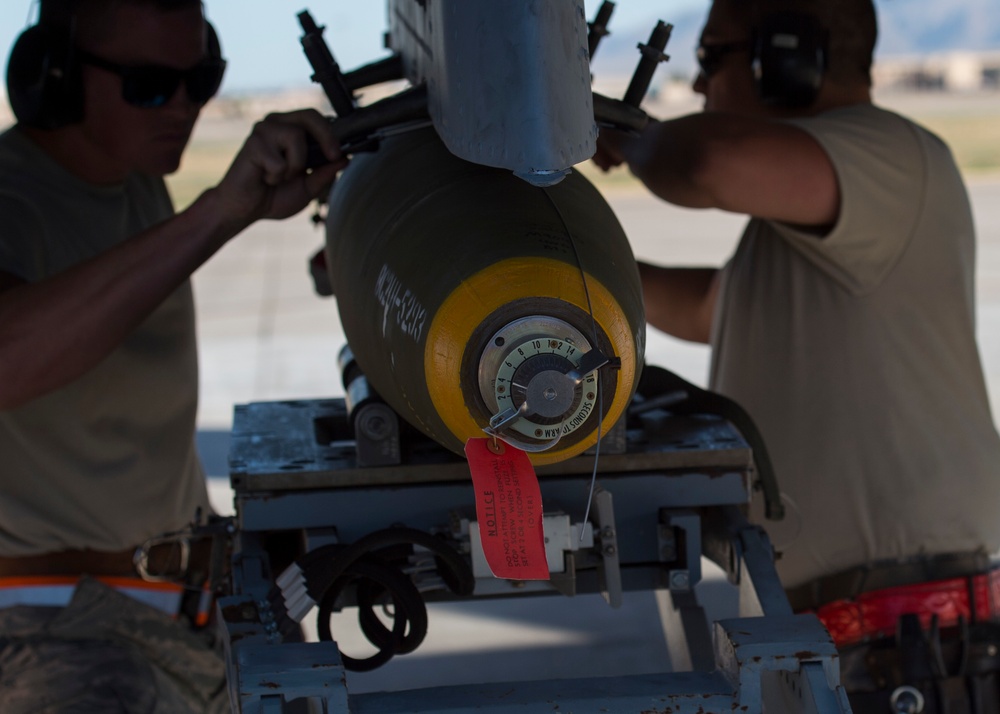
[
  {"xmin": 0, "ymin": 0, "xmax": 345, "ymax": 709},
  {"xmin": 596, "ymin": 0, "xmax": 1000, "ymax": 710}
]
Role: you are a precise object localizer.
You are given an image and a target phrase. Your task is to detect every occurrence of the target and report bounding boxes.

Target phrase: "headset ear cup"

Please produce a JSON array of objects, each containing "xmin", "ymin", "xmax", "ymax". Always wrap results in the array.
[
  {"xmin": 7, "ymin": 26, "xmax": 51, "ymax": 127},
  {"xmin": 6, "ymin": 23, "xmax": 82, "ymax": 129},
  {"xmin": 206, "ymin": 20, "xmax": 222, "ymax": 62},
  {"xmin": 751, "ymin": 12, "xmax": 827, "ymax": 108}
]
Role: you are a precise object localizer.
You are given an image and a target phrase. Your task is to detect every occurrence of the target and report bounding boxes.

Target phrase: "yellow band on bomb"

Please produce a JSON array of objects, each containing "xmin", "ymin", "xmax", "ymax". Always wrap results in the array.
[{"xmin": 424, "ymin": 257, "xmax": 637, "ymax": 466}]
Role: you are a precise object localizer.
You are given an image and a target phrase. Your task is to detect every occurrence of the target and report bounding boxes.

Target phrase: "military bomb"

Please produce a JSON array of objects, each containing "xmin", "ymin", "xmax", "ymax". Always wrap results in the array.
[{"xmin": 324, "ymin": 128, "xmax": 645, "ymax": 465}]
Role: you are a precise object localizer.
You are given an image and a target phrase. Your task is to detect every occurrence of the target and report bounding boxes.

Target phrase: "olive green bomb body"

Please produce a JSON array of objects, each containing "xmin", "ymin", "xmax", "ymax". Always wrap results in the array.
[{"xmin": 324, "ymin": 128, "xmax": 644, "ymax": 465}]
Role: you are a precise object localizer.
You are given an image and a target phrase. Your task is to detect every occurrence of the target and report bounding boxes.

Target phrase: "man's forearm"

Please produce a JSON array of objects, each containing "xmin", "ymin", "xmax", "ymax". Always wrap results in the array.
[
  {"xmin": 638, "ymin": 262, "xmax": 720, "ymax": 344},
  {"xmin": 618, "ymin": 113, "xmax": 839, "ymax": 225},
  {"xmin": 0, "ymin": 189, "xmax": 246, "ymax": 410}
]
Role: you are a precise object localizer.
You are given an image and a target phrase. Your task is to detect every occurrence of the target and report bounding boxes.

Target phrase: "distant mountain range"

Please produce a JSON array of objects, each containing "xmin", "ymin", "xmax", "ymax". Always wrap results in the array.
[{"xmin": 591, "ymin": 0, "xmax": 1000, "ymax": 80}]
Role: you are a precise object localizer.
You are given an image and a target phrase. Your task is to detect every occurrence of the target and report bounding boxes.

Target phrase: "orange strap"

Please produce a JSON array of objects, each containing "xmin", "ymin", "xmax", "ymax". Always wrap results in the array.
[{"xmin": 0, "ymin": 575, "xmax": 212, "ymax": 627}]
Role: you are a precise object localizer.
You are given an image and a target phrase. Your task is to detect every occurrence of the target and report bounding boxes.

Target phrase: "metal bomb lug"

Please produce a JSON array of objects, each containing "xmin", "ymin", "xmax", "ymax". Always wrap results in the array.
[{"xmin": 324, "ymin": 128, "xmax": 645, "ymax": 465}]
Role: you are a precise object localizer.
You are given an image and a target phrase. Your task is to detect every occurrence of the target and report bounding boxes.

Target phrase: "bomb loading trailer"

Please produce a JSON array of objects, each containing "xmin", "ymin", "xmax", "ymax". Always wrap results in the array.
[{"xmin": 215, "ymin": 2, "xmax": 851, "ymax": 712}]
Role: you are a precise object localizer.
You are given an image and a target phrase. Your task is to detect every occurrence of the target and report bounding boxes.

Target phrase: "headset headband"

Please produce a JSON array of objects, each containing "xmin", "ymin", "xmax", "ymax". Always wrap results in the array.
[{"xmin": 38, "ymin": 0, "xmax": 74, "ymax": 26}]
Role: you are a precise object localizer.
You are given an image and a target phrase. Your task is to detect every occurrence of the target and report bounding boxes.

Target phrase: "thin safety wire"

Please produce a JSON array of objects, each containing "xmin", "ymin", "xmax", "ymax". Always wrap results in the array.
[{"xmin": 542, "ymin": 189, "xmax": 603, "ymax": 539}]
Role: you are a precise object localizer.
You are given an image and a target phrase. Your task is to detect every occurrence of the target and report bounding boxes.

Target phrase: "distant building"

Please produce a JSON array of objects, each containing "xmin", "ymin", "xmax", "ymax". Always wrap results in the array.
[{"xmin": 874, "ymin": 50, "xmax": 1000, "ymax": 93}]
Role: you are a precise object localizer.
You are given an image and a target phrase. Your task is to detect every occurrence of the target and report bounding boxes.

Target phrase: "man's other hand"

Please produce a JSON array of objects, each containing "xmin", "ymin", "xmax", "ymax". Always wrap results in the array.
[
  {"xmin": 592, "ymin": 129, "xmax": 628, "ymax": 172},
  {"xmin": 215, "ymin": 109, "xmax": 349, "ymax": 224}
]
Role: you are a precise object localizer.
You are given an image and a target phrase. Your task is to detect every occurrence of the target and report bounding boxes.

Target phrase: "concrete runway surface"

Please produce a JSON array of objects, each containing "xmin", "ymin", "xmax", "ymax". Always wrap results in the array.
[{"xmin": 192, "ymin": 151, "xmax": 1000, "ymax": 692}]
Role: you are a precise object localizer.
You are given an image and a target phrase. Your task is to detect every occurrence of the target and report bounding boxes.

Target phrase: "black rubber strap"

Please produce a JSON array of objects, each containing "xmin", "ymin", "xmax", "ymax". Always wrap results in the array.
[{"xmin": 637, "ymin": 365, "xmax": 785, "ymax": 521}]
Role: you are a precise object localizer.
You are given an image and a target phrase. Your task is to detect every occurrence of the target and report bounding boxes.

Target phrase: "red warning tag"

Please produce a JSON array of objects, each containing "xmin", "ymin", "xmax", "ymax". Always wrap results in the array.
[{"xmin": 465, "ymin": 438, "xmax": 549, "ymax": 581}]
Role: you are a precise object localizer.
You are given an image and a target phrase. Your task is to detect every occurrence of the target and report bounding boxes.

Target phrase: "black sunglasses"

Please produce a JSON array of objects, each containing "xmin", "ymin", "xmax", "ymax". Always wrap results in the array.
[
  {"xmin": 76, "ymin": 49, "xmax": 227, "ymax": 108},
  {"xmin": 695, "ymin": 41, "xmax": 752, "ymax": 78}
]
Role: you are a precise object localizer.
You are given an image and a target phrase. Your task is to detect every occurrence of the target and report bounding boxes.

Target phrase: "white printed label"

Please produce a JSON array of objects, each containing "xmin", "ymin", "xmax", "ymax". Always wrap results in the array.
[{"xmin": 375, "ymin": 264, "xmax": 427, "ymax": 342}]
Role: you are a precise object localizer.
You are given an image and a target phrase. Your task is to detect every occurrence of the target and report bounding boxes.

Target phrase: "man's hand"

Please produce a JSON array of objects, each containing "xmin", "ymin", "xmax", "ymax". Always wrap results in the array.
[
  {"xmin": 215, "ymin": 109, "xmax": 349, "ymax": 225},
  {"xmin": 592, "ymin": 128, "xmax": 628, "ymax": 172}
]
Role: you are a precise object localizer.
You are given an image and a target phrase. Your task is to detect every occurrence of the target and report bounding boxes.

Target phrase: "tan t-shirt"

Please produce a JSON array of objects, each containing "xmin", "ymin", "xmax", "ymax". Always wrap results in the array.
[
  {"xmin": 710, "ymin": 103, "xmax": 1000, "ymax": 588},
  {"xmin": 0, "ymin": 127, "xmax": 210, "ymax": 555}
]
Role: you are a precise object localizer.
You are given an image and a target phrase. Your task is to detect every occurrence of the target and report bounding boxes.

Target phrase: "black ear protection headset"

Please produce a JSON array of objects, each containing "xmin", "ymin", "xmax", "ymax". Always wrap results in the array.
[
  {"xmin": 6, "ymin": 0, "xmax": 224, "ymax": 129},
  {"xmin": 751, "ymin": 10, "xmax": 828, "ymax": 108}
]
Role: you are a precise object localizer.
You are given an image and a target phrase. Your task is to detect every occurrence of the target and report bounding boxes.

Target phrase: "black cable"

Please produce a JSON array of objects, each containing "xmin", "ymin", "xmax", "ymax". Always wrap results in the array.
[
  {"xmin": 355, "ymin": 545, "xmax": 430, "ymax": 655},
  {"xmin": 268, "ymin": 527, "xmax": 474, "ymax": 671},
  {"xmin": 316, "ymin": 556, "xmax": 427, "ymax": 672},
  {"xmin": 307, "ymin": 527, "xmax": 474, "ymax": 602},
  {"xmin": 356, "ymin": 574, "xmax": 423, "ymax": 655}
]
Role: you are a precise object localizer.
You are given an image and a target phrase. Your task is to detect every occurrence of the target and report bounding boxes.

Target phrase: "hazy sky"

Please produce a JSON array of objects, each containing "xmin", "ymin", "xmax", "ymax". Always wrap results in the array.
[{"xmin": 0, "ymin": 1, "xmax": 704, "ymax": 95}]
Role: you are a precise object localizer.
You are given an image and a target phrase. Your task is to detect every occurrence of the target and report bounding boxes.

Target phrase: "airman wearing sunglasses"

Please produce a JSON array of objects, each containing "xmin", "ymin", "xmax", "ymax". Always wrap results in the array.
[
  {"xmin": 0, "ymin": 0, "xmax": 345, "ymax": 710},
  {"xmin": 597, "ymin": 0, "xmax": 1000, "ymax": 710}
]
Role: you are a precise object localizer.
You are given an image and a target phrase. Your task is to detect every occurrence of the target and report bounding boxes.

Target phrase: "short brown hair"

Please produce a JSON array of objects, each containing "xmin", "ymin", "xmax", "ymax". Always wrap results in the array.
[{"xmin": 57, "ymin": 0, "xmax": 204, "ymax": 44}]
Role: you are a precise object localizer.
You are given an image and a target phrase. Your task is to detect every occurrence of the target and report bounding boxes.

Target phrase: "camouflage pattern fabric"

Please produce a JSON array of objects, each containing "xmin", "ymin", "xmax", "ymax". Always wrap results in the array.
[{"xmin": 0, "ymin": 576, "xmax": 229, "ymax": 713}]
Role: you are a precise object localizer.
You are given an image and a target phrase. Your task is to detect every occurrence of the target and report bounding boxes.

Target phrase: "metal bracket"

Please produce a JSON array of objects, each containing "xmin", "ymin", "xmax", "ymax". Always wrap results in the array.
[
  {"xmin": 592, "ymin": 487, "xmax": 622, "ymax": 608},
  {"xmin": 658, "ymin": 509, "xmax": 702, "ymax": 592}
]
